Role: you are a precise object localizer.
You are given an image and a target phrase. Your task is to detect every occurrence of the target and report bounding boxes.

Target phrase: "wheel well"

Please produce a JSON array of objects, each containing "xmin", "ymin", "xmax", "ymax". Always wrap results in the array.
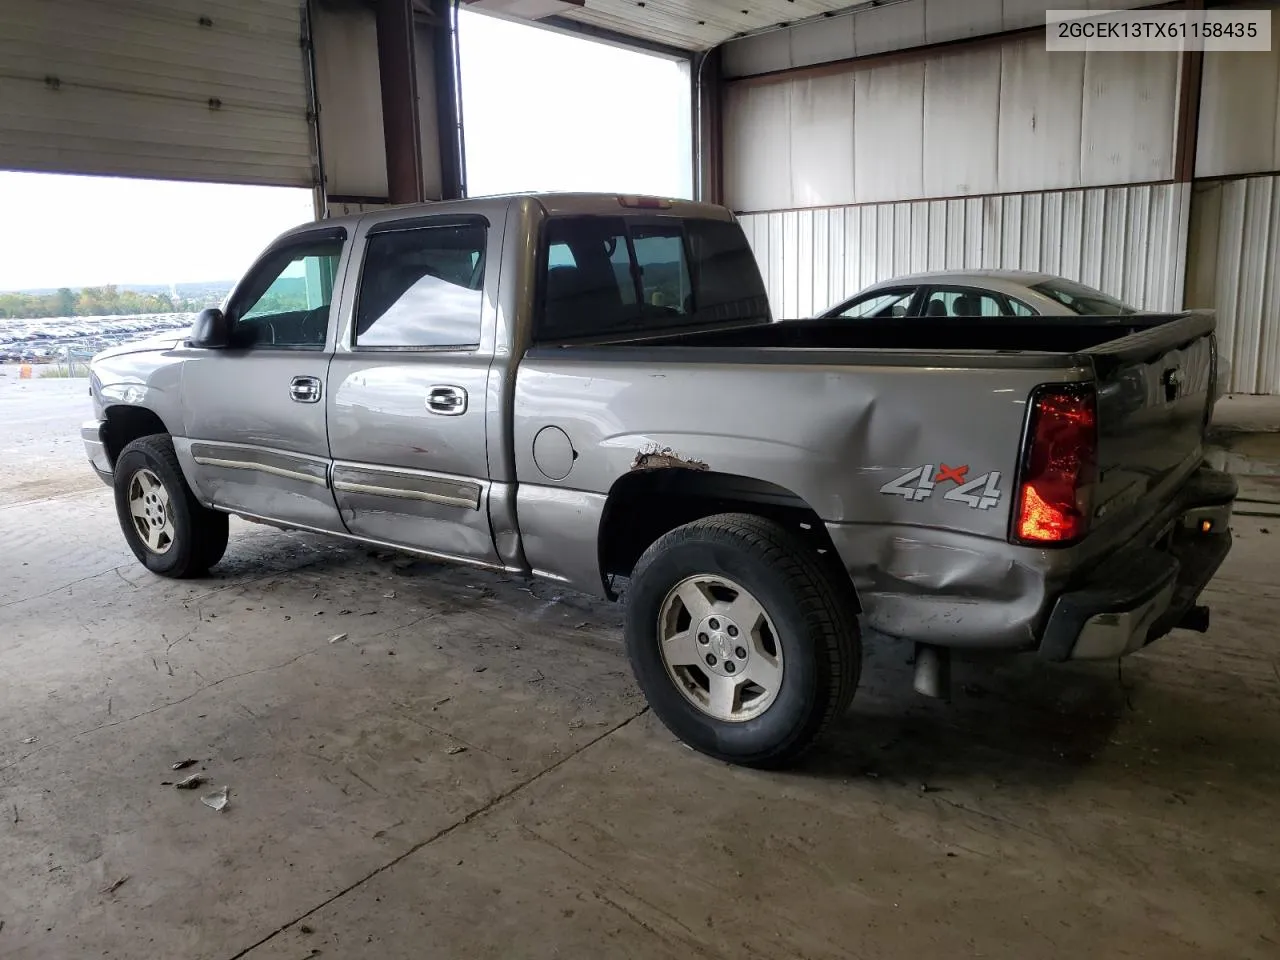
[
  {"xmin": 598, "ymin": 469, "xmax": 855, "ymax": 603},
  {"xmin": 101, "ymin": 406, "xmax": 169, "ymax": 467}
]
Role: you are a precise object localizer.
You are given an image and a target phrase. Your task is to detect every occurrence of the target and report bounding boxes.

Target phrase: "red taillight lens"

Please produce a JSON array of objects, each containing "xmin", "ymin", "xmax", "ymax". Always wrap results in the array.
[{"xmin": 1014, "ymin": 386, "xmax": 1097, "ymax": 544}]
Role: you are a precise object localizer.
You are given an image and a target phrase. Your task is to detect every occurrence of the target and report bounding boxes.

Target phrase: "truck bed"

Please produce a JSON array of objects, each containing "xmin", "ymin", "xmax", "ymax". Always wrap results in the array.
[{"xmin": 633, "ymin": 312, "xmax": 1207, "ymax": 359}]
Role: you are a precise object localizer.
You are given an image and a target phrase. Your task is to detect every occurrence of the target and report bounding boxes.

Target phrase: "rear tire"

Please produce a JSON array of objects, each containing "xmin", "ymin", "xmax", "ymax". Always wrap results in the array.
[
  {"xmin": 113, "ymin": 434, "xmax": 229, "ymax": 578},
  {"xmin": 624, "ymin": 513, "xmax": 860, "ymax": 768}
]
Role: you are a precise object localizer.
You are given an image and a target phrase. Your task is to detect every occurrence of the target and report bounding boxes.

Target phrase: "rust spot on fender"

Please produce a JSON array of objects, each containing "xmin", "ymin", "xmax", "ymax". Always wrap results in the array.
[{"xmin": 630, "ymin": 445, "xmax": 709, "ymax": 472}]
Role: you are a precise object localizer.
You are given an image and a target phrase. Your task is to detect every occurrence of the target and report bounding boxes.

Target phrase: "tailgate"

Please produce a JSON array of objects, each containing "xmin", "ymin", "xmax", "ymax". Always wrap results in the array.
[{"xmin": 1085, "ymin": 311, "xmax": 1217, "ymax": 533}]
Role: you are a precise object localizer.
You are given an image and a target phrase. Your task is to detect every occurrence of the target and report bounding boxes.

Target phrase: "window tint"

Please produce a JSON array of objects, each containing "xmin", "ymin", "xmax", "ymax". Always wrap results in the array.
[
  {"xmin": 538, "ymin": 216, "xmax": 769, "ymax": 341},
  {"xmin": 921, "ymin": 288, "xmax": 1008, "ymax": 318},
  {"xmin": 355, "ymin": 221, "xmax": 487, "ymax": 349},
  {"xmin": 1031, "ymin": 278, "xmax": 1134, "ymax": 316},
  {"xmin": 548, "ymin": 243, "xmax": 576, "ymax": 269},
  {"xmin": 836, "ymin": 290, "xmax": 914, "ymax": 319},
  {"xmin": 1007, "ymin": 297, "xmax": 1036, "ymax": 317},
  {"xmin": 231, "ymin": 239, "xmax": 343, "ymax": 349}
]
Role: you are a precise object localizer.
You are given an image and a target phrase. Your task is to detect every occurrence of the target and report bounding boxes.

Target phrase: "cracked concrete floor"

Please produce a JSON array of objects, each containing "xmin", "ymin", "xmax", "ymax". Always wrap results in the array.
[{"xmin": 1, "ymin": 378, "xmax": 1278, "ymax": 959}]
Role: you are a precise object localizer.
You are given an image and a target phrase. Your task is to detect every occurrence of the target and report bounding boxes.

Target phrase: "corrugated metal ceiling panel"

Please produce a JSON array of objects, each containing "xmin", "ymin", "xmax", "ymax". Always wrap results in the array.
[{"xmin": 0, "ymin": 0, "xmax": 313, "ymax": 187}]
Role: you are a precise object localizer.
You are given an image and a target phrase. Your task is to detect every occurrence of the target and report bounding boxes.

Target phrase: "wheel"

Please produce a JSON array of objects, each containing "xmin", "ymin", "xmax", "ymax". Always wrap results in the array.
[
  {"xmin": 113, "ymin": 434, "xmax": 229, "ymax": 578},
  {"xmin": 625, "ymin": 513, "xmax": 860, "ymax": 768}
]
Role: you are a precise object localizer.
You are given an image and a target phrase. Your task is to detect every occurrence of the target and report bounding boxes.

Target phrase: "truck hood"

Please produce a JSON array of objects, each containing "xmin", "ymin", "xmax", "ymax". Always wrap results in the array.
[{"xmin": 93, "ymin": 330, "xmax": 187, "ymax": 362}]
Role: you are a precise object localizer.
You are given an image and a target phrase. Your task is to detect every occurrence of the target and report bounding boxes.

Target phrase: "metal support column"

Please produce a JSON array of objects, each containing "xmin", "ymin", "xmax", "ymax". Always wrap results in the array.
[
  {"xmin": 431, "ymin": 0, "xmax": 466, "ymax": 200},
  {"xmin": 1174, "ymin": 0, "xmax": 1206, "ymax": 184},
  {"xmin": 376, "ymin": 0, "xmax": 425, "ymax": 204},
  {"xmin": 694, "ymin": 47, "xmax": 723, "ymax": 205}
]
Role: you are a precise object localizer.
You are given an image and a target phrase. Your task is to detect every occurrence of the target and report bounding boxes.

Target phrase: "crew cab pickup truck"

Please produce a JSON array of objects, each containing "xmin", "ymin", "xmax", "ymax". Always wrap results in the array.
[{"xmin": 83, "ymin": 193, "xmax": 1236, "ymax": 768}]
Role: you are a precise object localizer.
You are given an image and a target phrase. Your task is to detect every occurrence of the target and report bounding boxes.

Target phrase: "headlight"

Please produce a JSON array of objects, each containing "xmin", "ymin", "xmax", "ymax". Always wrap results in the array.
[{"xmin": 100, "ymin": 383, "xmax": 148, "ymax": 405}]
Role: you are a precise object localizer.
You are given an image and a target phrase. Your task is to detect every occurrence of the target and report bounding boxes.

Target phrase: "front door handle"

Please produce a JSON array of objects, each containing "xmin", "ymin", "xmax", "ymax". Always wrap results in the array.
[
  {"xmin": 426, "ymin": 385, "xmax": 467, "ymax": 416},
  {"xmin": 290, "ymin": 376, "xmax": 322, "ymax": 404}
]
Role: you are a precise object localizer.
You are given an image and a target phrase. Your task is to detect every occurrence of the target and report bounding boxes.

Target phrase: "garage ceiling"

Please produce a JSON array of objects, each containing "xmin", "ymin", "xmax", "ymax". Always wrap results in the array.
[
  {"xmin": 476, "ymin": 0, "xmax": 880, "ymax": 50},
  {"xmin": 0, "ymin": 0, "xmax": 314, "ymax": 187}
]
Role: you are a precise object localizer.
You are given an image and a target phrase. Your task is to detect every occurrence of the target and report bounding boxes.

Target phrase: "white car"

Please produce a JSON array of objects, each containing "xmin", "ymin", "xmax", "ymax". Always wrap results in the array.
[{"xmin": 819, "ymin": 269, "xmax": 1229, "ymax": 396}]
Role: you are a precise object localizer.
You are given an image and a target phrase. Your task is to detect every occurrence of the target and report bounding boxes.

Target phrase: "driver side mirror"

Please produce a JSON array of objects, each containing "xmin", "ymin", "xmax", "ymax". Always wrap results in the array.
[{"xmin": 188, "ymin": 308, "xmax": 231, "ymax": 349}]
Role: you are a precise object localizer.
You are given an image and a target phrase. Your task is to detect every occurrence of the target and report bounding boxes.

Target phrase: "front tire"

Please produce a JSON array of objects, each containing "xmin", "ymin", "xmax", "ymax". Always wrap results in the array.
[
  {"xmin": 113, "ymin": 434, "xmax": 229, "ymax": 578},
  {"xmin": 625, "ymin": 513, "xmax": 860, "ymax": 768}
]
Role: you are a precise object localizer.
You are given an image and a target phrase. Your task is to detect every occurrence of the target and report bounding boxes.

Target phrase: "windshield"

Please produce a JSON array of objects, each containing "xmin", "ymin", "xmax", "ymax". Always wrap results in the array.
[
  {"xmin": 1031, "ymin": 278, "xmax": 1135, "ymax": 316},
  {"xmin": 537, "ymin": 216, "xmax": 771, "ymax": 341}
]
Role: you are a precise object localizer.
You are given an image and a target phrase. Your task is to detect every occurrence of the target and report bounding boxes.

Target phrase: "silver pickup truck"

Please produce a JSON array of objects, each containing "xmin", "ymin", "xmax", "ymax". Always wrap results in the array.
[{"xmin": 83, "ymin": 193, "xmax": 1236, "ymax": 768}]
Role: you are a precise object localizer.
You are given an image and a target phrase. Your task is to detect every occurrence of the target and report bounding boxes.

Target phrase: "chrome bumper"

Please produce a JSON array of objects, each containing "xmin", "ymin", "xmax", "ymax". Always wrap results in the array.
[{"xmin": 82, "ymin": 420, "xmax": 113, "ymax": 485}]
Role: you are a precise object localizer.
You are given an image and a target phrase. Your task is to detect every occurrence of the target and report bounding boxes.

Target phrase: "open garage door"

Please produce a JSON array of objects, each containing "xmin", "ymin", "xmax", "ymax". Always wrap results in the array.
[{"xmin": 0, "ymin": 0, "xmax": 315, "ymax": 187}]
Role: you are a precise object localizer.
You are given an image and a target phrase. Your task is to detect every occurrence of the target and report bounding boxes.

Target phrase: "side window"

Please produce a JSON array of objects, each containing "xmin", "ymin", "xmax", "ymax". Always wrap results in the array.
[
  {"xmin": 921, "ymin": 288, "xmax": 1008, "ymax": 318},
  {"xmin": 230, "ymin": 239, "xmax": 343, "ymax": 349},
  {"xmin": 1007, "ymin": 297, "xmax": 1036, "ymax": 317},
  {"xmin": 607, "ymin": 237, "xmax": 637, "ymax": 306},
  {"xmin": 541, "ymin": 216, "xmax": 692, "ymax": 339},
  {"xmin": 547, "ymin": 243, "xmax": 577, "ymax": 269},
  {"xmin": 537, "ymin": 215, "xmax": 769, "ymax": 341},
  {"xmin": 354, "ymin": 220, "xmax": 487, "ymax": 349},
  {"xmin": 837, "ymin": 289, "xmax": 914, "ymax": 319},
  {"xmin": 631, "ymin": 230, "xmax": 691, "ymax": 312}
]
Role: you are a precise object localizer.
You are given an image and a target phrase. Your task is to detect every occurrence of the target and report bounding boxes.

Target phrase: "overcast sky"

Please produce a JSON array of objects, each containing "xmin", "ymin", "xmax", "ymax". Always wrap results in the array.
[{"xmin": 0, "ymin": 11, "xmax": 691, "ymax": 291}]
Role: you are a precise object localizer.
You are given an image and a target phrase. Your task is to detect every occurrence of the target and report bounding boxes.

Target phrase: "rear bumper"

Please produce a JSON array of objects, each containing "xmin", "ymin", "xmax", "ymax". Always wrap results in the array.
[
  {"xmin": 1037, "ymin": 467, "xmax": 1236, "ymax": 661},
  {"xmin": 827, "ymin": 464, "xmax": 1237, "ymax": 655},
  {"xmin": 82, "ymin": 420, "xmax": 113, "ymax": 486}
]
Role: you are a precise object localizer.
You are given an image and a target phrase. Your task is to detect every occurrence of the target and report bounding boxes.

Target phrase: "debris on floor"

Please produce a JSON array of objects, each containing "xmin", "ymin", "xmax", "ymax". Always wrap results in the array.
[
  {"xmin": 328, "ymin": 633, "xmax": 348, "ymax": 644},
  {"xmin": 446, "ymin": 746, "xmax": 467, "ymax": 755},
  {"xmin": 201, "ymin": 787, "xmax": 230, "ymax": 812},
  {"xmin": 472, "ymin": 665, "xmax": 487, "ymax": 673},
  {"xmin": 101, "ymin": 876, "xmax": 130, "ymax": 895},
  {"xmin": 174, "ymin": 774, "xmax": 206, "ymax": 790},
  {"xmin": 171, "ymin": 759, "xmax": 197, "ymax": 771},
  {"xmin": 19, "ymin": 737, "xmax": 37, "ymax": 745},
  {"xmin": 383, "ymin": 591, "xmax": 396, "ymax": 599}
]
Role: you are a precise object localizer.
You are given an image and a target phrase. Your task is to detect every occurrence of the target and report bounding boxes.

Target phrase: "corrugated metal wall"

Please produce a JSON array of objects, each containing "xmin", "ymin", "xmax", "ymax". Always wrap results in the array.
[
  {"xmin": 723, "ymin": 35, "xmax": 1179, "ymax": 212},
  {"xmin": 1195, "ymin": 10, "xmax": 1280, "ymax": 179},
  {"xmin": 739, "ymin": 183, "xmax": 1190, "ymax": 318},
  {"xmin": 1186, "ymin": 176, "xmax": 1280, "ymax": 394},
  {"xmin": 721, "ymin": 0, "xmax": 1168, "ymax": 78}
]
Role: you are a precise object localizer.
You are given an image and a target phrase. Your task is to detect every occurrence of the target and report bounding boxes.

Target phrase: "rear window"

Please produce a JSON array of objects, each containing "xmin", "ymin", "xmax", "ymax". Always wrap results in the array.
[
  {"xmin": 537, "ymin": 216, "xmax": 769, "ymax": 341},
  {"xmin": 1031, "ymin": 279, "xmax": 1135, "ymax": 316}
]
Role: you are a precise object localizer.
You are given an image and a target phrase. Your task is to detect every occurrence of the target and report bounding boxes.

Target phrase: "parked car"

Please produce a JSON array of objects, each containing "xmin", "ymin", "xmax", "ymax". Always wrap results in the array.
[
  {"xmin": 819, "ymin": 269, "xmax": 1231, "ymax": 397},
  {"xmin": 83, "ymin": 195, "xmax": 1235, "ymax": 768}
]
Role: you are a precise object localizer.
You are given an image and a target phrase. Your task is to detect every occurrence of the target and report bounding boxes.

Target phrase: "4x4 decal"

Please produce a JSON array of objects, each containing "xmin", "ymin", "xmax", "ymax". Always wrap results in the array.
[{"xmin": 880, "ymin": 463, "xmax": 1003, "ymax": 510}]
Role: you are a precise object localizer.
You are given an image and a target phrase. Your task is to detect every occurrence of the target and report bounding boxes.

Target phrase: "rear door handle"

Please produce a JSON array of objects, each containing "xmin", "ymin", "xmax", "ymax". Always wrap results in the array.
[
  {"xmin": 290, "ymin": 376, "xmax": 322, "ymax": 403},
  {"xmin": 426, "ymin": 385, "xmax": 467, "ymax": 416}
]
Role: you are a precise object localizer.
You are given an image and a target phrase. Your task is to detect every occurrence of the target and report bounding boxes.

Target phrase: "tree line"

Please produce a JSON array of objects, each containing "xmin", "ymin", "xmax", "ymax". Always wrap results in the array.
[{"xmin": 0, "ymin": 285, "xmax": 191, "ymax": 320}]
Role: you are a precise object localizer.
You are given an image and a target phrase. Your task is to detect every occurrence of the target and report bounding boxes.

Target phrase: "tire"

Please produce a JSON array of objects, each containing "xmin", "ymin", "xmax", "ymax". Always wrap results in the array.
[
  {"xmin": 625, "ymin": 513, "xmax": 860, "ymax": 768},
  {"xmin": 113, "ymin": 434, "xmax": 229, "ymax": 578}
]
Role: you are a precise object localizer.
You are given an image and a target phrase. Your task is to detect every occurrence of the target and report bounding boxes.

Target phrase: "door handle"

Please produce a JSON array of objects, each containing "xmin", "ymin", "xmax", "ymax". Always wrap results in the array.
[
  {"xmin": 289, "ymin": 376, "xmax": 323, "ymax": 404},
  {"xmin": 426, "ymin": 385, "xmax": 467, "ymax": 416}
]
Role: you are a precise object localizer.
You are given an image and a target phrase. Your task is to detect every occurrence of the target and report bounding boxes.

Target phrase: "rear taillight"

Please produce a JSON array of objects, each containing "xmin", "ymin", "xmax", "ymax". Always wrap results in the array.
[{"xmin": 1013, "ymin": 385, "xmax": 1098, "ymax": 545}]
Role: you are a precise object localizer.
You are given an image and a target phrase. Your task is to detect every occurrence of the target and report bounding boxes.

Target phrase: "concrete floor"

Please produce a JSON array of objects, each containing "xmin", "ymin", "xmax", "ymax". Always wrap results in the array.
[{"xmin": 1, "ymin": 377, "xmax": 1278, "ymax": 959}]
